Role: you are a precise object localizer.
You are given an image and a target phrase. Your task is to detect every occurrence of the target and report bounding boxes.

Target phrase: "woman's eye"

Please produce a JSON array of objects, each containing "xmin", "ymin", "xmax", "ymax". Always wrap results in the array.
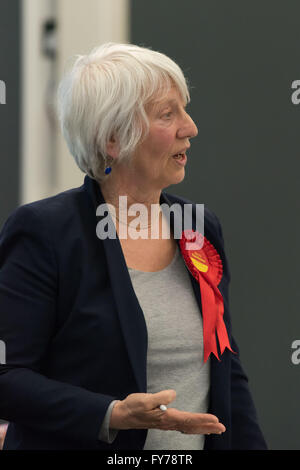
[{"xmin": 162, "ymin": 112, "xmax": 172, "ymax": 118}]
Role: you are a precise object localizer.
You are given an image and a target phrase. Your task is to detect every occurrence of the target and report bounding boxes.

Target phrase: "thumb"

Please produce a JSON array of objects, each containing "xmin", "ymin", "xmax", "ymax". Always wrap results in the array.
[{"xmin": 151, "ymin": 389, "xmax": 176, "ymax": 409}]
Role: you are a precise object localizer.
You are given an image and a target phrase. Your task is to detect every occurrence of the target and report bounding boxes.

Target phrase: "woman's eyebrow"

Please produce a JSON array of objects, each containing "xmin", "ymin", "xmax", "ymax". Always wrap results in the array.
[{"xmin": 159, "ymin": 99, "xmax": 186, "ymax": 109}]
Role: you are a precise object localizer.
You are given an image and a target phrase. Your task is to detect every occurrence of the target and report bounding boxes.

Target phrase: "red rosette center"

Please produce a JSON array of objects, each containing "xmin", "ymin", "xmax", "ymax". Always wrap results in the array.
[{"xmin": 179, "ymin": 230, "xmax": 223, "ymax": 286}]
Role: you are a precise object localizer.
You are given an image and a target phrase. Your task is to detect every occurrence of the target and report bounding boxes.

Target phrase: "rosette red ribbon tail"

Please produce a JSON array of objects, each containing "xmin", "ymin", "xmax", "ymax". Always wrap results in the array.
[{"xmin": 198, "ymin": 272, "xmax": 235, "ymax": 363}]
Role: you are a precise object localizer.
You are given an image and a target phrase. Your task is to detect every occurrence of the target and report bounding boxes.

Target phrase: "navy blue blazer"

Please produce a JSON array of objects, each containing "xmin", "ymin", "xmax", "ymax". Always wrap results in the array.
[{"xmin": 0, "ymin": 175, "xmax": 267, "ymax": 450}]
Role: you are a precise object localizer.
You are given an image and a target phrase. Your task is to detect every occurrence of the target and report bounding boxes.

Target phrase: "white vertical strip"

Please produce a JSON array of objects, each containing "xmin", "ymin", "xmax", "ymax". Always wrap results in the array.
[
  {"xmin": 55, "ymin": 0, "xmax": 129, "ymax": 192},
  {"xmin": 21, "ymin": 0, "xmax": 56, "ymax": 204}
]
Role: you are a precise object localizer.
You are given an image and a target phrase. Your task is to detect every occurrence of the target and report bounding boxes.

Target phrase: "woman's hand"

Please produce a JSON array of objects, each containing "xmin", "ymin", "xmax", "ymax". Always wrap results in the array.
[
  {"xmin": 0, "ymin": 423, "xmax": 8, "ymax": 450},
  {"xmin": 110, "ymin": 389, "xmax": 225, "ymax": 435}
]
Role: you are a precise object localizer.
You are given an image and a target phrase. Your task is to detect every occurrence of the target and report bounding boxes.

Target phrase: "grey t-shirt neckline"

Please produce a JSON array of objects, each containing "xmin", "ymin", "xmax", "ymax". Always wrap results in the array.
[{"xmin": 128, "ymin": 244, "xmax": 180, "ymax": 274}]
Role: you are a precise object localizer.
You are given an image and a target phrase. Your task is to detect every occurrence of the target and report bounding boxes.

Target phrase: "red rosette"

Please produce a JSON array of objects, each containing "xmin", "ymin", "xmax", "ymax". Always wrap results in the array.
[{"xmin": 179, "ymin": 230, "xmax": 235, "ymax": 362}]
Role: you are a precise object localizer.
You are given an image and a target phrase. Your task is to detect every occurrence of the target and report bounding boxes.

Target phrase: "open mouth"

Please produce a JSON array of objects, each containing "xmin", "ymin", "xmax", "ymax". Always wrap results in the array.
[
  {"xmin": 172, "ymin": 153, "xmax": 187, "ymax": 166},
  {"xmin": 172, "ymin": 153, "xmax": 185, "ymax": 160}
]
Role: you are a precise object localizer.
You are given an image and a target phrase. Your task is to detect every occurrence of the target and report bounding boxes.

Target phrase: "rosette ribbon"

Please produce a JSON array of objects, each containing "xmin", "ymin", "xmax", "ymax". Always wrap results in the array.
[{"xmin": 179, "ymin": 230, "xmax": 235, "ymax": 362}]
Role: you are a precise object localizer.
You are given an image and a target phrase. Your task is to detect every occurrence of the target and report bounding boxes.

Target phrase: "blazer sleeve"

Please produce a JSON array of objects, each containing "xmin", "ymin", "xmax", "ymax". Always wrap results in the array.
[
  {"xmin": 0, "ymin": 205, "xmax": 116, "ymax": 445},
  {"xmin": 230, "ymin": 337, "xmax": 267, "ymax": 449},
  {"xmin": 214, "ymin": 214, "xmax": 268, "ymax": 449}
]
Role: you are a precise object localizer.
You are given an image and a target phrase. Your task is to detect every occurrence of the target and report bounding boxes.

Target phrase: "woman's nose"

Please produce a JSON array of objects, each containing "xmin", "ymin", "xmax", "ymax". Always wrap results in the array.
[{"xmin": 178, "ymin": 113, "xmax": 198, "ymax": 139}]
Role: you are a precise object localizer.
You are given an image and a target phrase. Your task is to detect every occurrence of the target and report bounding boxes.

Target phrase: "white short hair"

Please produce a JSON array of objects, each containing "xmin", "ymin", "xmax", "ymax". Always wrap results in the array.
[{"xmin": 57, "ymin": 42, "xmax": 190, "ymax": 181}]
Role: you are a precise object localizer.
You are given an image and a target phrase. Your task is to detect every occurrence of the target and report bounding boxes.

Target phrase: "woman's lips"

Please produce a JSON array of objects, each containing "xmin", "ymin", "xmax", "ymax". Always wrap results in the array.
[{"xmin": 172, "ymin": 153, "xmax": 187, "ymax": 166}]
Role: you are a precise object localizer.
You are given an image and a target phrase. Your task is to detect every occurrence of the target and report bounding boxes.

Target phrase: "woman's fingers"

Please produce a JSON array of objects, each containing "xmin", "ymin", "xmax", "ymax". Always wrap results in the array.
[
  {"xmin": 153, "ymin": 408, "xmax": 226, "ymax": 435},
  {"xmin": 148, "ymin": 393, "xmax": 225, "ymax": 435}
]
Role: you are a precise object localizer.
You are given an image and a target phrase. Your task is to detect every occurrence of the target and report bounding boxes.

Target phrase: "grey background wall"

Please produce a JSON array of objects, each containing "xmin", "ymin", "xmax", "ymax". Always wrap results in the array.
[
  {"xmin": 131, "ymin": 0, "xmax": 300, "ymax": 450},
  {"xmin": 0, "ymin": 0, "xmax": 20, "ymax": 228}
]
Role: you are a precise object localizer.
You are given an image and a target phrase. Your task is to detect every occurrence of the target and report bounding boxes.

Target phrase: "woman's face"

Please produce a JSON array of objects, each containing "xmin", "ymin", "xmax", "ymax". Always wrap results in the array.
[{"xmin": 129, "ymin": 86, "xmax": 198, "ymax": 191}]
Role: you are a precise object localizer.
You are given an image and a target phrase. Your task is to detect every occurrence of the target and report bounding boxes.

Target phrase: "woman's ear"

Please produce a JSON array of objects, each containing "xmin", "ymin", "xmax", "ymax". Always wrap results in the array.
[{"xmin": 106, "ymin": 136, "xmax": 120, "ymax": 159}]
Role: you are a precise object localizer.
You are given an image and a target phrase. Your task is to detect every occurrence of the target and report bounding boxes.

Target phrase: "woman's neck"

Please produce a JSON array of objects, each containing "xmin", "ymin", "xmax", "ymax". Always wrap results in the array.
[{"xmin": 99, "ymin": 171, "xmax": 162, "ymax": 219}]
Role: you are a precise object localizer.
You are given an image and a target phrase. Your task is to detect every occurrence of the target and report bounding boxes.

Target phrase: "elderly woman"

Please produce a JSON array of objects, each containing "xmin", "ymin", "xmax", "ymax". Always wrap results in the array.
[{"xmin": 0, "ymin": 43, "xmax": 266, "ymax": 450}]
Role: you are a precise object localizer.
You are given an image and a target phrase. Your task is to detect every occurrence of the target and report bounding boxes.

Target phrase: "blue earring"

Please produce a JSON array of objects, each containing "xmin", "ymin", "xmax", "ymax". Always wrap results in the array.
[{"xmin": 104, "ymin": 166, "xmax": 112, "ymax": 175}]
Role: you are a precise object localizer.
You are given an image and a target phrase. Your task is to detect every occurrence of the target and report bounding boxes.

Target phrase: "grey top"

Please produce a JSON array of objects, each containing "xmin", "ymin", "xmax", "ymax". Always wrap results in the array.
[{"xmin": 99, "ymin": 245, "xmax": 210, "ymax": 450}]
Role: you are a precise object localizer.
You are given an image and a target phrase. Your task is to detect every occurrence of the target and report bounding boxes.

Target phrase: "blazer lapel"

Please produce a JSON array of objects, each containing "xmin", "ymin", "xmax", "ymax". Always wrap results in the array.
[{"xmin": 84, "ymin": 176, "xmax": 148, "ymax": 393}]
